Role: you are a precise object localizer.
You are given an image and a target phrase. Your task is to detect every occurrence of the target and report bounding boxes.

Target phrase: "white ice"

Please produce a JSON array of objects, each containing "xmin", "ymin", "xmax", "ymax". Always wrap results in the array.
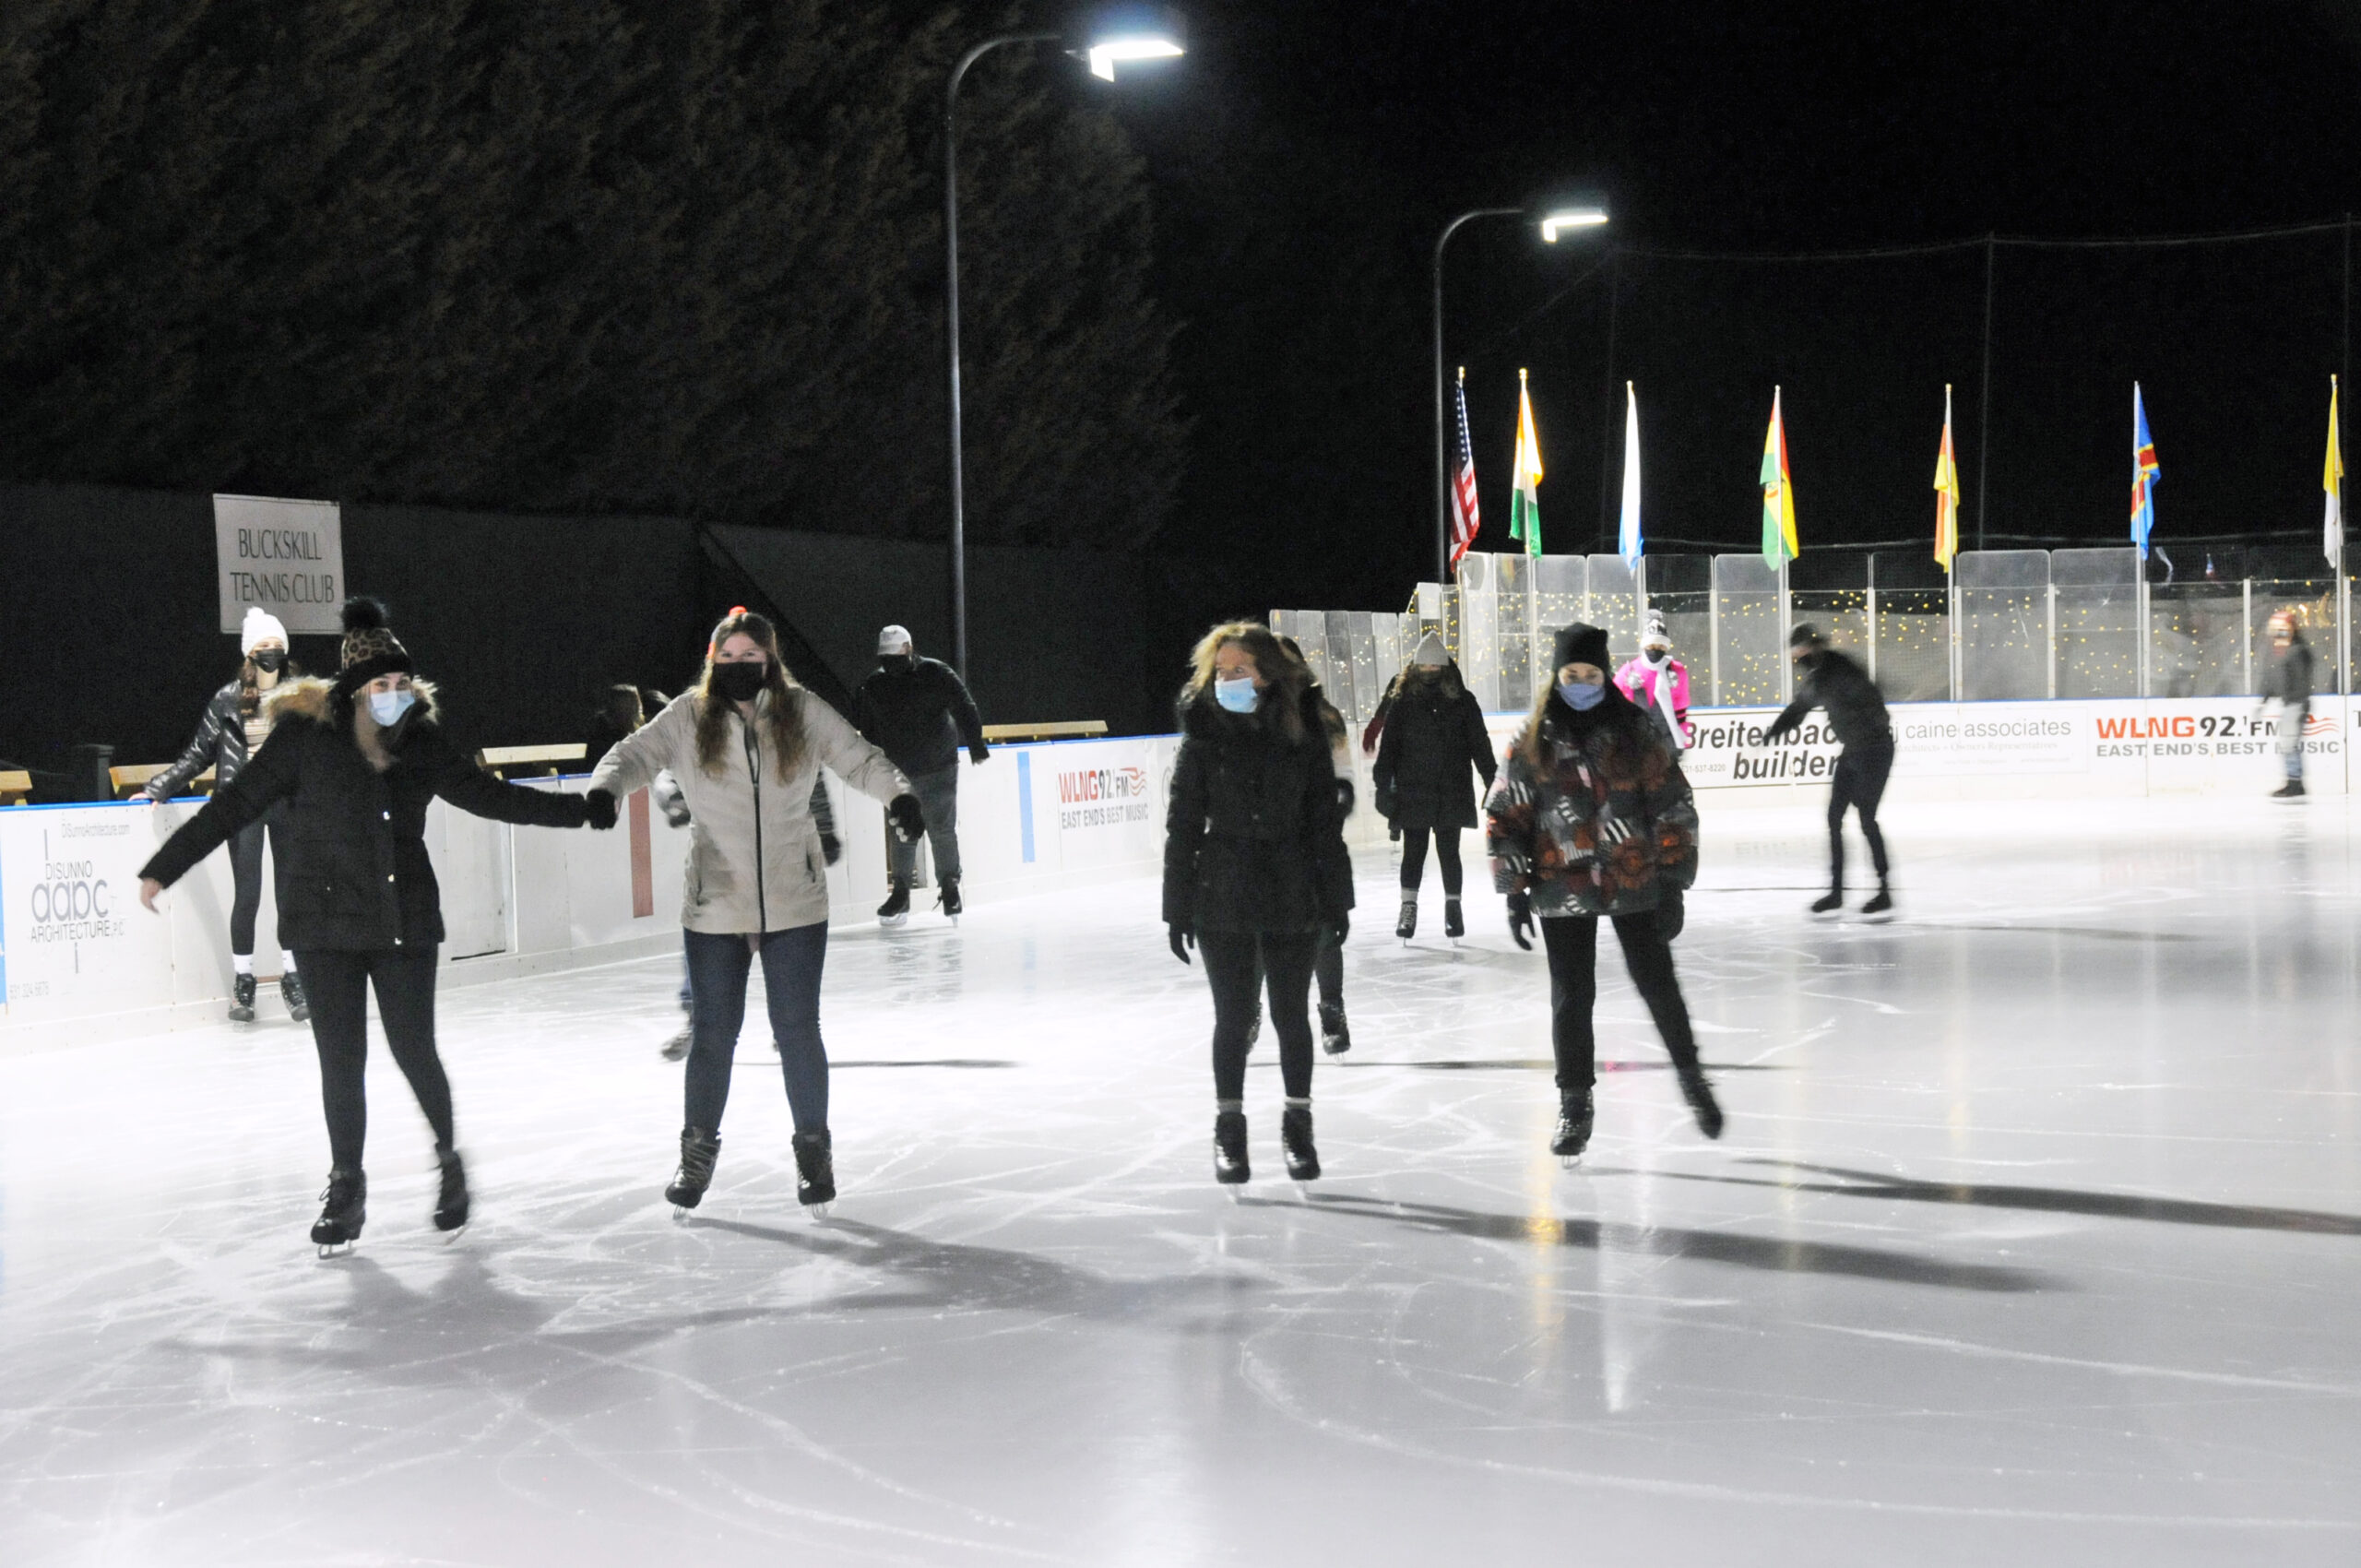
[{"xmin": 4, "ymin": 795, "xmax": 2359, "ymax": 1566}]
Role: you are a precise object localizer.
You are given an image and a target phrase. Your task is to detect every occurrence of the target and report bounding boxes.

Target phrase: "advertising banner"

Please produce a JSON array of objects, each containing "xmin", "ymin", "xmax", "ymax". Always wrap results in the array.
[
  {"xmin": 214, "ymin": 493, "xmax": 345, "ymax": 635},
  {"xmin": 0, "ymin": 806, "xmax": 173, "ymax": 1024}
]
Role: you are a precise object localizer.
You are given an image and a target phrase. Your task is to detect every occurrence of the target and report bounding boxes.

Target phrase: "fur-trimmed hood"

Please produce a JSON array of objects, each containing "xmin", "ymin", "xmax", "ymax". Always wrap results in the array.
[{"xmin": 265, "ymin": 674, "xmax": 443, "ymax": 729}]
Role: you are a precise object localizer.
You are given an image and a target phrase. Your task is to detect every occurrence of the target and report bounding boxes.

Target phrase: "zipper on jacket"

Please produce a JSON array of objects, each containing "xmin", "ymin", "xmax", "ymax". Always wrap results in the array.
[{"xmin": 743, "ymin": 714, "xmax": 766, "ymax": 932}]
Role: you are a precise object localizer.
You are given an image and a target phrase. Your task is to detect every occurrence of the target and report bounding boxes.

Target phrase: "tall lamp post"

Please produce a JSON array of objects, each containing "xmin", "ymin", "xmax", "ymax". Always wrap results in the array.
[
  {"xmin": 1430, "ymin": 204, "xmax": 1608, "ymax": 583},
  {"xmin": 943, "ymin": 11, "xmax": 1183, "ymax": 678}
]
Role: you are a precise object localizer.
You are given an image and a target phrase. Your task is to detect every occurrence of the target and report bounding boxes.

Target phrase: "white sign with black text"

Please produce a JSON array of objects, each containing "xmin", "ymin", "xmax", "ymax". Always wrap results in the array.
[{"xmin": 214, "ymin": 493, "xmax": 345, "ymax": 635}]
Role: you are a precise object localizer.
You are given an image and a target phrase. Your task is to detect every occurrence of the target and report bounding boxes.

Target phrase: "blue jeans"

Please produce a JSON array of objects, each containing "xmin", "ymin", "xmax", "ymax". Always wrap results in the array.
[{"xmin": 682, "ymin": 923, "xmax": 830, "ymax": 1134}]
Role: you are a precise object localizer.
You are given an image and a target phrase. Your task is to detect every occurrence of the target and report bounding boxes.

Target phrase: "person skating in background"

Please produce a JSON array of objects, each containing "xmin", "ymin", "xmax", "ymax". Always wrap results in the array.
[
  {"xmin": 580, "ymin": 683, "xmax": 646, "ymax": 766},
  {"xmin": 1163, "ymin": 623, "xmax": 1353, "ymax": 1184},
  {"xmin": 1278, "ymin": 636, "xmax": 1357, "ymax": 1054},
  {"xmin": 140, "ymin": 607, "xmax": 310, "ymax": 1022},
  {"xmin": 1614, "ymin": 611, "xmax": 1692, "ymax": 753},
  {"xmin": 136, "ymin": 598, "xmax": 609, "ymax": 1252},
  {"xmin": 1762, "ymin": 624, "xmax": 1895, "ymax": 916},
  {"xmin": 2260, "ymin": 609, "xmax": 2315, "ymax": 799},
  {"xmin": 1372, "ymin": 632, "xmax": 1497, "ymax": 944},
  {"xmin": 854, "ymin": 625, "xmax": 986, "ymax": 924},
  {"xmin": 589, "ymin": 611, "xmax": 921, "ymax": 1214},
  {"xmin": 1487, "ymin": 624, "xmax": 1721, "ymax": 1161}
]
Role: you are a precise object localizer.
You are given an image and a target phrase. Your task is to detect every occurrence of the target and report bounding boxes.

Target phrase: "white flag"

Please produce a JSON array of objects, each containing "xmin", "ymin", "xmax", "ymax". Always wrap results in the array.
[{"xmin": 1617, "ymin": 381, "xmax": 1642, "ymax": 568}]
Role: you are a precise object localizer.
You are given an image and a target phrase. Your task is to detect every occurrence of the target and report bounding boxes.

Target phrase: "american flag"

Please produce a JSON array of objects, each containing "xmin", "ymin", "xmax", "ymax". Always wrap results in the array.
[{"xmin": 1449, "ymin": 371, "xmax": 1480, "ymax": 565}]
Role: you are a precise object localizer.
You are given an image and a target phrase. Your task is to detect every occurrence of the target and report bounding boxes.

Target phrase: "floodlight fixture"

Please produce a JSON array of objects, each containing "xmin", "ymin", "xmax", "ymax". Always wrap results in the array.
[
  {"xmin": 1539, "ymin": 207, "xmax": 1610, "ymax": 242},
  {"xmin": 1081, "ymin": 7, "xmax": 1186, "ymax": 80}
]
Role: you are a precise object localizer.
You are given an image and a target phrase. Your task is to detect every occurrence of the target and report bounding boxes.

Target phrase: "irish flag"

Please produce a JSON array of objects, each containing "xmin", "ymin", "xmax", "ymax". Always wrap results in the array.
[
  {"xmin": 1761, "ymin": 386, "xmax": 1798, "ymax": 570},
  {"xmin": 1509, "ymin": 368, "xmax": 1543, "ymax": 558},
  {"xmin": 1933, "ymin": 383, "xmax": 1962, "ymax": 571},
  {"xmin": 2328, "ymin": 375, "xmax": 2345, "ymax": 570}
]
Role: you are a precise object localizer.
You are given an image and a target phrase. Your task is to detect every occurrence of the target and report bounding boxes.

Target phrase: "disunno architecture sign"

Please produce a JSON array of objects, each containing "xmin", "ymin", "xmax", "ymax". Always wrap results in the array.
[{"xmin": 214, "ymin": 493, "xmax": 344, "ymax": 635}]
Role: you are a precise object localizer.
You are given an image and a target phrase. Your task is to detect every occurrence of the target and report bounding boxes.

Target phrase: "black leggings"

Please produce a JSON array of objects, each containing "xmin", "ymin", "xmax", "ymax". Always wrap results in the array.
[
  {"xmin": 228, "ymin": 809, "xmax": 291, "ymax": 956},
  {"xmin": 296, "ymin": 946, "xmax": 449, "ymax": 1170},
  {"xmin": 1828, "ymin": 741, "xmax": 1894, "ymax": 891},
  {"xmin": 1202, "ymin": 931, "xmax": 1318, "ymax": 1101},
  {"xmin": 1398, "ymin": 826, "xmax": 1464, "ymax": 896},
  {"xmin": 1540, "ymin": 913, "xmax": 1700, "ymax": 1096}
]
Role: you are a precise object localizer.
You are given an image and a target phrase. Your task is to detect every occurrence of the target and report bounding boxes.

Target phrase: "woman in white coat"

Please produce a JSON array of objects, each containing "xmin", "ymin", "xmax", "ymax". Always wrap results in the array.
[{"xmin": 589, "ymin": 610, "xmax": 920, "ymax": 1211}]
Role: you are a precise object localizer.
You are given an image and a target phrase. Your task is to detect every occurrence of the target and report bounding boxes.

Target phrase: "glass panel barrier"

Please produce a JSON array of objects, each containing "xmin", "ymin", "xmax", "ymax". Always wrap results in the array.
[
  {"xmin": 2052, "ymin": 547, "xmax": 2140, "ymax": 699},
  {"xmin": 1711, "ymin": 552, "xmax": 1784, "ymax": 706},
  {"xmin": 1957, "ymin": 550, "xmax": 2050, "ymax": 700}
]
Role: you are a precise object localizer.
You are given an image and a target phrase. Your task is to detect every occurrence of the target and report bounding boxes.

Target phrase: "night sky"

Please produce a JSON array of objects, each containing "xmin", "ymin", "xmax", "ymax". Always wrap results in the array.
[{"xmin": 1117, "ymin": 0, "xmax": 2361, "ymax": 603}]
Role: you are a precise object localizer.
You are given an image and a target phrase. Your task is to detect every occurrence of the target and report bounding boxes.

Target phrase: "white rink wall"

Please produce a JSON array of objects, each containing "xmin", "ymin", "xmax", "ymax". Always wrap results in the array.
[{"xmin": 2, "ymin": 699, "xmax": 2343, "ymax": 1051}]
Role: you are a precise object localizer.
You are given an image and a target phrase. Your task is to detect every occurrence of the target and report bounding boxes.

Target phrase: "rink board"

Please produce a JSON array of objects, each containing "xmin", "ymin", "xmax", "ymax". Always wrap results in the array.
[{"xmin": 0, "ymin": 702, "xmax": 2343, "ymax": 1049}]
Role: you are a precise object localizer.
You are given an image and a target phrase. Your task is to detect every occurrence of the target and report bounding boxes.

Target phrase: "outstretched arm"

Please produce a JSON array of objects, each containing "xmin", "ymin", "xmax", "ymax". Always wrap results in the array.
[
  {"xmin": 139, "ymin": 721, "xmax": 302, "ymax": 888},
  {"xmin": 801, "ymin": 693, "xmax": 910, "ymax": 805},
  {"xmin": 416, "ymin": 728, "xmax": 590, "ymax": 828}
]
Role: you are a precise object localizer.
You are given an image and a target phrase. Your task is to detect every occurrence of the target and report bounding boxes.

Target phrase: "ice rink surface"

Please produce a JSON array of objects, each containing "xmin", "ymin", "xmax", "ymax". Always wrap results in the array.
[{"xmin": 4, "ymin": 794, "xmax": 2359, "ymax": 1566}]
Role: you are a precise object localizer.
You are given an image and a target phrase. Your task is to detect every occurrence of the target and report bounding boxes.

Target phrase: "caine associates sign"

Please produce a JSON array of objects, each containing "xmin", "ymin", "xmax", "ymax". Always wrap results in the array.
[{"xmin": 214, "ymin": 493, "xmax": 346, "ymax": 636}]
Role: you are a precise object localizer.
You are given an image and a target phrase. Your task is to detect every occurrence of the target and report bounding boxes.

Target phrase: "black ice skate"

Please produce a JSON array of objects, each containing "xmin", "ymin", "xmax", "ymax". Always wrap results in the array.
[
  {"xmin": 1550, "ymin": 1091, "xmax": 1596, "ymax": 1163},
  {"xmin": 876, "ymin": 881, "xmax": 911, "ymax": 927},
  {"xmin": 310, "ymin": 1168, "xmax": 366, "ymax": 1255},
  {"xmin": 666, "ymin": 1127, "xmax": 721, "ymax": 1211},
  {"xmin": 1443, "ymin": 897, "xmax": 1465, "ymax": 942},
  {"xmin": 280, "ymin": 969, "xmax": 310, "ymax": 1022},
  {"xmin": 939, "ymin": 879, "xmax": 963, "ymax": 921},
  {"xmin": 1809, "ymin": 890, "xmax": 1844, "ymax": 915},
  {"xmin": 1860, "ymin": 885, "xmax": 1895, "ymax": 918},
  {"xmin": 1394, "ymin": 896, "xmax": 1418, "ymax": 944},
  {"xmin": 1318, "ymin": 1002, "xmax": 1351, "ymax": 1055},
  {"xmin": 1213, "ymin": 1111, "xmax": 1250, "ymax": 1184},
  {"xmin": 791, "ymin": 1130, "xmax": 836, "ymax": 1211},
  {"xmin": 658, "ymin": 1024, "xmax": 692, "ymax": 1062},
  {"xmin": 1280, "ymin": 1106, "xmax": 1321, "ymax": 1182},
  {"xmin": 229, "ymin": 973, "xmax": 258, "ymax": 1023},
  {"xmin": 433, "ymin": 1146, "xmax": 469, "ymax": 1233},
  {"xmin": 2272, "ymin": 779, "xmax": 2307, "ymax": 799},
  {"xmin": 1676, "ymin": 1063, "xmax": 1726, "ymax": 1140}
]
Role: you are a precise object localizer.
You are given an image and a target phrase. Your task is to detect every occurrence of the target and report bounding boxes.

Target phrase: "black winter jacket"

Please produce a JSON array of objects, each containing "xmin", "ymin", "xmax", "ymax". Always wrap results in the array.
[
  {"xmin": 140, "ymin": 680, "xmax": 590, "ymax": 950},
  {"xmin": 1766, "ymin": 648, "xmax": 1892, "ymax": 750},
  {"xmin": 2266, "ymin": 635, "xmax": 2316, "ymax": 711},
  {"xmin": 853, "ymin": 657, "xmax": 986, "ymax": 776},
  {"xmin": 150, "ymin": 679, "xmax": 275, "ymax": 799},
  {"xmin": 1162, "ymin": 691, "xmax": 1354, "ymax": 936},
  {"xmin": 1371, "ymin": 666, "xmax": 1496, "ymax": 832}
]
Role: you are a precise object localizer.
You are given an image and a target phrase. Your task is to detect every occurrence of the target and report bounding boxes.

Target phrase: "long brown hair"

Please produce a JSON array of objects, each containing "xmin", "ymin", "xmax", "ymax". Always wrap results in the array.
[
  {"xmin": 236, "ymin": 650, "xmax": 300, "ymax": 719},
  {"xmin": 694, "ymin": 610, "xmax": 808, "ymax": 779},
  {"xmin": 1181, "ymin": 621, "xmax": 1306, "ymax": 744}
]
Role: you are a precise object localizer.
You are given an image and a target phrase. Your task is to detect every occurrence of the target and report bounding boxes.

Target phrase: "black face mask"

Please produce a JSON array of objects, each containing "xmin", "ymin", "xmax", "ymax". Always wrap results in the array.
[
  {"xmin": 251, "ymin": 649, "xmax": 286, "ymax": 673},
  {"xmin": 711, "ymin": 660, "xmax": 768, "ymax": 703},
  {"xmin": 879, "ymin": 654, "xmax": 913, "ymax": 673}
]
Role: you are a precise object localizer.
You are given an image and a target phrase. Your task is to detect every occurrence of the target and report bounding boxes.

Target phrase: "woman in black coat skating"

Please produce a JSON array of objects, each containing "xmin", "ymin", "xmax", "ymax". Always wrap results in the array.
[
  {"xmin": 1163, "ymin": 622, "xmax": 1354, "ymax": 1185},
  {"xmin": 1371, "ymin": 633, "xmax": 1497, "ymax": 942},
  {"xmin": 138, "ymin": 599, "xmax": 612, "ymax": 1252}
]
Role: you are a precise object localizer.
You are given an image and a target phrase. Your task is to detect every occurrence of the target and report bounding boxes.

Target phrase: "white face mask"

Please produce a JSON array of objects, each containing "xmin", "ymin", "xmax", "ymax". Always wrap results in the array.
[{"xmin": 367, "ymin": 689, "xmax": 417, "ymax": 728}]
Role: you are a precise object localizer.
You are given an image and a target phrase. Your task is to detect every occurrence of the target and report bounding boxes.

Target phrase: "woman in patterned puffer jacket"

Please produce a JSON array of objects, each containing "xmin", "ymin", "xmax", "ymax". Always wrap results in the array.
[{"xmin": 1486, "ymin": 622, "xmax": 1722, "ymax": 1162}]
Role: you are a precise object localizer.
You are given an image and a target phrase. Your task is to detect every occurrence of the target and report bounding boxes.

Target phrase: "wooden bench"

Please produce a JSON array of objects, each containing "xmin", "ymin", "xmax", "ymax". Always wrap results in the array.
[
  {"xmin": 979, "ymin": 720, "xmax": 1109, "ymax": 743},
  {"xmin": 476, "ymin": 742, "xmax": 588, "ymax": 779},
  {"xmin": 110, "ymin": 764, "xmax": 216, "ymax": 800},
  {"xmin": 0, "ymin": 770, "xmax": 30, "ymax": 806}
]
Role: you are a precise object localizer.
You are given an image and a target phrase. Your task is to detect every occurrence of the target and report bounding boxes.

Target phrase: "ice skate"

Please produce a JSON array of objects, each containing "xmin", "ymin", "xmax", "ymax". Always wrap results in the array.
[
  {"xmin": 1550, "ymin": 1091, "xmax": 1596, "ymax": 1164},
  {"xmin": 1318, "ymin": 1002, "xmax": 1351, "ymax": 1055},
  {"xmin": 658, "ymin": 1024, "xmax": 692, "ymax": 1062},
  {"xmin": 1394, "ymin": 895, "xmax": 1418, "ymax": 944},
  {"xmin": 1280, "ymin": 1106, "xmax": 1320, "ymax": 1182},
  {"xmin": 792, "ymin": 1130, "xmax": 836, "ymax": 1212},
  {"xmin": 876, "ymin": 881, "xmax": 911, "ymax": 927},
  {"xmin": 939, "ymin": 879, "xmax": 962, "ymax": 923},
  {"xmin": 433, "ymin": 1147, "xmax": 469, "ymax": 1234},
  {"xmin": 2272, "ymin": 779, "xmax": 2307, "ymax": 799},
  {"xmin": 665, "ymin": 1127, "xmax": 721, "ymax": 1211},
  {"xmin": 1809, "ymin": 890, "xmax": 1844, "ymax": 915},
  {"xmin": 1860, "ymin": 885, "xmax": 1894, "ymax": 918},
  {"xmin": 1443, "ymin": 897, "xmax": 1465, "ymax": 943},
  {"xmin": 279, "ymin": 969, "xmax": 310, "ymax": 1022},
  {"xmin": 1676, "ymin": 1063, "xmax": 1726, "ymax": 1140},
  {"xmin": 1212, "ymin": 1110, "xmax": 1250, "ymax": 1185},
  {"xmin": 228, "ymin": 973, "xmax": 258, "ymax": 1023},
  {"xmin": 309, "ymin": 1168, "xmax": 365, "ymax": 1256}
]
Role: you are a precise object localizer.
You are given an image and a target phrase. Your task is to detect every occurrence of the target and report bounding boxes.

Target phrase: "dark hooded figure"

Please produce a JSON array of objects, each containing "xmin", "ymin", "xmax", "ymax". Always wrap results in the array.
[
  {"xmin": 1762, "ymin": 624, "xmax": 1895, "ymax": 914},
  {"xmin": 1371, "ymin": 631, "xmax": 1496, "ymax": 943}
]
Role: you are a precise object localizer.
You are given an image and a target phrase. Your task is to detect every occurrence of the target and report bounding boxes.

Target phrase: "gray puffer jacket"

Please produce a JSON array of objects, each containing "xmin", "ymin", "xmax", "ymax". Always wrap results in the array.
[{"xmin": 589, "ymin": 688, "xmax": 907, "ymax": 933}]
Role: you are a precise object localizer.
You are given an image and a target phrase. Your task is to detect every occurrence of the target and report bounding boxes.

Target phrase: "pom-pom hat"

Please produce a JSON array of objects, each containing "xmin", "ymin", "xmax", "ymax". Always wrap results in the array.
[
  {"xmin": 240, "ymin": 607, "xmax": 290, "ymax": 654},
  {"xmin": 333, "ymin": 597, "xmax": 414, "ymax": 694}
]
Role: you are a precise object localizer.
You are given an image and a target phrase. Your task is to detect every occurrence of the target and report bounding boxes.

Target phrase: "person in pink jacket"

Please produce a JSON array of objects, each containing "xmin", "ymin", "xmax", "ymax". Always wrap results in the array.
[{"xmin": 1614, "ymin": 612, "xmax": 1692, "ymax": 752}]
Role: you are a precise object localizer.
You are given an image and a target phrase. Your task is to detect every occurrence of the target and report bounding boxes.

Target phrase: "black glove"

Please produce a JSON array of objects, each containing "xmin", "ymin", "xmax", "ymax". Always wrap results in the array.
[
  {"xmin": 1326, "ymin": 911, "xmax": 1350, "ymax": 947},
  {"xmin": 1335, "ymin": 778, "xmax": 1356, "ymax": 814},
  {"xmin": 658, "ymin": 793, "xmax": 692, "ymax": 828},
  {"xmin": 820, "ymin": 831, "xmax": 842, "ymax": 866},
  {"xmin": 1169, "ymin": 922, "xmax": 1195, "ymax": 965},
  {"xmin": 969, "ymin": 742, "xmax": 990, "ymax": 766},
  {"xmin": 1373, "ymin": 784, "xmax": 1397, "ymax": 821},
  {"xmin": 1761, "ymin": 720, "xmax": 1794, "ymax": 745},
  {"xmin": 1506, "ymin": 891, "xmax": 1535, "ymax": 951},
  {"xmin": 584, "ymin": 789, "xmax": 619, "ymax": 830},
  {"xmin": 886, "ymin": 792, "xmax": 926, "ymax": 844},
  {"xmin": 1390, "ymin": 825, "xmax": 1402, "ymax": 843},
  {"xmin": 1656, "ymin": 887, "xmax": 1685, "ymax": 942}
]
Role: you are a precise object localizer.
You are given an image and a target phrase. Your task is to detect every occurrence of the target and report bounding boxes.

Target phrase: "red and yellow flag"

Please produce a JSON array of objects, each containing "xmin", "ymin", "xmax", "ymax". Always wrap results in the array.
[{"xmin": 1933, "ymin": 384, "xmax": 1962, "ymax": 571}]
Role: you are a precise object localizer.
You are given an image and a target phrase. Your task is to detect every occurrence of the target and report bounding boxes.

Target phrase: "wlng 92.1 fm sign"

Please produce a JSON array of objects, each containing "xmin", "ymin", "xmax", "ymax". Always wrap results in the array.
[{"xmin": 214, "ymin": 493, "xmax": 346, "ymax": 636}]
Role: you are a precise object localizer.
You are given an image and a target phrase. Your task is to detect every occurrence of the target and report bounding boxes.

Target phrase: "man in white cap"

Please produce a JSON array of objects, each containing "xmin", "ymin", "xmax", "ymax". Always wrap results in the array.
[{"xmin": 853, "ymin": 626, "xmax": 987, "ymax": 923}]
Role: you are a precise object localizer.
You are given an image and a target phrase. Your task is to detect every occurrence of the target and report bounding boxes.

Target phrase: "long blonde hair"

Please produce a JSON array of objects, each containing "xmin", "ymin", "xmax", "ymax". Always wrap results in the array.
[
  {"xmin": 1181, "ymin": 621, "xmax": 1306, "ymax": 744},
  {"xmin": 694, "ymin": 610, "xmax": 809, "ymax": 779}
]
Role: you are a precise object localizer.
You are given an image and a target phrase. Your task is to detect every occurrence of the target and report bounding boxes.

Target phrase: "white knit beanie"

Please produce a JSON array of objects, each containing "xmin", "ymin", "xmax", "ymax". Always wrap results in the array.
[
  {"xmin": 241, "ymin": 607, "xmax": 291, "ymax": 654},
  {"xmin": 1413, "ymin": 631, "xmax": 1448, "ymax": 667}
]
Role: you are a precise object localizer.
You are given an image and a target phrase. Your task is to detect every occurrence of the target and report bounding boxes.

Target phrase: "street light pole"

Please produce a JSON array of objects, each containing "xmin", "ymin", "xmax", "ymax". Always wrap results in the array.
[
  {"xmin": 1432, "ymin": 208, "xmax": 1521, "ymax": 585},
  {"xmin": 944, "ymin": 32, "xmax": 1060, "ymax": 680}
]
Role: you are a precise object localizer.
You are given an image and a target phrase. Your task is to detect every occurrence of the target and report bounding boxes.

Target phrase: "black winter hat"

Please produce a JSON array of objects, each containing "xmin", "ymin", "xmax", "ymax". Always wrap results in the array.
[
  {"xmin": 1788, "ymin": 622, "xmax": 1826, "ymax": 650},
  {"xmin": 1551, "ymin": 623, "xmax": 1611, "ymax": 673}
]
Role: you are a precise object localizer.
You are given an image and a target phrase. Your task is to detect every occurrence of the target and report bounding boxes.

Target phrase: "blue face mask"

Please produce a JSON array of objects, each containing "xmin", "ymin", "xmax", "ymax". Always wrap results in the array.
[
  {"xmin": 1214, "ymin": 676, "xmax": 1261, "ymax": 714},
  {"xmin": 1558, "ymin": 679, "xmax": 1606, "ymax": 711},
  {"xmin": 368, "ymin": 688, "xmax": 417, "ymax": 728}
]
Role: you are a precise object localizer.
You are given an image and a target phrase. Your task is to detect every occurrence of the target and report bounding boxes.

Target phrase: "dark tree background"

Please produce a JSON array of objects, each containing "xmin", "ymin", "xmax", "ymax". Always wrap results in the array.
[{"xmin": 0, "ymin": 0, "xmax": 1180, "ymax": 547}]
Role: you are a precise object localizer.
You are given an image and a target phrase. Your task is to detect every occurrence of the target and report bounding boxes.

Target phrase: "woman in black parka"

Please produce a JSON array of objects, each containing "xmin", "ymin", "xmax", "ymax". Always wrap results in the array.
[
  {"xmin": 139, "ymin": 599, "xmax": 611, "ymax": 1252},
  {"xmin": 1163, "ymin": 622, "xmax": 1353, "ymax": 1186},
  {"xmin": 1371, "ymin": 632, "xmax": 1497, "ymax": 944}
]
